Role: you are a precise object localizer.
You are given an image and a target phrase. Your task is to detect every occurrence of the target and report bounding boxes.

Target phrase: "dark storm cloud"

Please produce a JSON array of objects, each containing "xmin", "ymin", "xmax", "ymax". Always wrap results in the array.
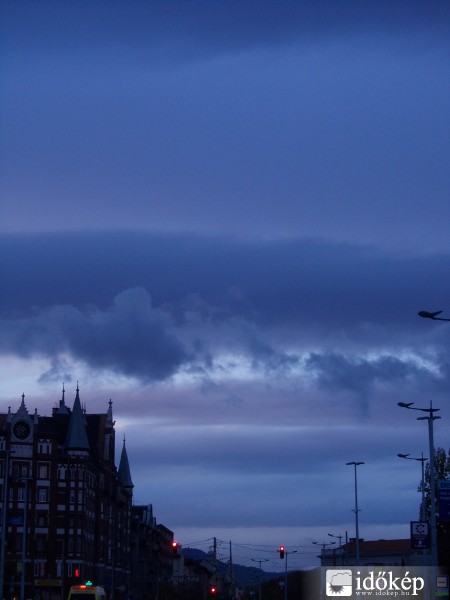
[
  {"xmin": 1, "ymin": 231, "xmax": 449, "ymax": 327},
  {"xmin": 0, "ymin": 287, "xmax": 187, "ymax": 381},
  {"xmin": 1, "ymin": 232, "xmax": 449, "ymax": 386}
]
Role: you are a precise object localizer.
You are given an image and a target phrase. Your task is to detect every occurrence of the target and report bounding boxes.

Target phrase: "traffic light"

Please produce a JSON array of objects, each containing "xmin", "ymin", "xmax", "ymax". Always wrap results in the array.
[
  {"xmin": 74, "ymin": 568, "xmax": 80, "ymax": 577},
  {"xmin": 279, "ymin": 546, "xmax": 285, "ymax": 559},
  {"xmin": 209, "ymin": 585, "xmax": 217, "ymax": 595},
  {"xmin": 171, "ymin": 541, "xmax": 180, "ymax": 556}
]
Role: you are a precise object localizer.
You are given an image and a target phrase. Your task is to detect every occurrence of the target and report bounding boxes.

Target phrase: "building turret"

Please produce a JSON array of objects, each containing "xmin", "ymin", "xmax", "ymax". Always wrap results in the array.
[
  {"xmin": 118, "ymin": 436, "xmax": 134, "ymax": 490},
  {"xmin": 56, "ymin": 383, "xmax": 70, "ymax": 414},
  {"xmin": 11, "ymin": 393, "xmax": 34, "ymax": 443},
  {"xmin": 64, "ymin": 384, "xmax": 90, "ymax": 454}
]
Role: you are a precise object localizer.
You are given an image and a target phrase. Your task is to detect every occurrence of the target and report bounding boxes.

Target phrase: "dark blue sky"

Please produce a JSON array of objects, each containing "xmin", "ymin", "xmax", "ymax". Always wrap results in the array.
[{"xmin": 1, "ymin": 0, "xmax": 450, "ymax": 569}]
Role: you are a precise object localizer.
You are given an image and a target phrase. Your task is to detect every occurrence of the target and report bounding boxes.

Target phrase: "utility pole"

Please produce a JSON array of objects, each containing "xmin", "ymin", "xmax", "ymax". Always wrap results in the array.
[
  {"xmin": 228, "ymin": 541, "xmax": 235, "ymax": 600},
  {"xmin": 251, "ymin": 558, "xmax": 269, "ymax": 600}
]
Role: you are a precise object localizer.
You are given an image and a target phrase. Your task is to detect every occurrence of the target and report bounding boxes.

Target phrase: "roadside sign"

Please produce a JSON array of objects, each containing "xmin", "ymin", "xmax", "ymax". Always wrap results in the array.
[{"xmin": 410, "ymin": 521, "xmax": 430, "ymax": 549}]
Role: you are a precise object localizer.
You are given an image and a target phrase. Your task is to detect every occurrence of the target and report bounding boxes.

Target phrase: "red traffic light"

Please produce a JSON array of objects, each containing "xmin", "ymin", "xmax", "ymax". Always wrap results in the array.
[
  {"xmin": 279, "ymin": 546, "xmax": 285, "ymax": 559},
  {"xmin": 171, "ymin": 541, "xmax": 180, "ymax": 556},
  {"xmin": 209, "ymin": 586, "xmax": 217, "ymax": 595}
]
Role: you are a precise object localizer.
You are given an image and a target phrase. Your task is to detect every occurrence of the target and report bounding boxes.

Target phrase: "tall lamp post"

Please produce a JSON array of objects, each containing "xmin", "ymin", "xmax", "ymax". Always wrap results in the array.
[
  {"xmin": 346, "ymin": 461, "xmax": 364, "ymax": 565},
  {"xmin": 397, "ymin": 453, "xmax": 428, "ymax": 522},
  {"xmin": 397, "ymin": 402, "xmax": 440, "ymax": 569}
]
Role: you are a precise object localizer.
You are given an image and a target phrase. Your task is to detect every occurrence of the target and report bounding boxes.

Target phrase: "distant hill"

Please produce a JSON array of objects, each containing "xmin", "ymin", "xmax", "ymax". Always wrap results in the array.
[{"xmin": 182, "ymin": 547, "xmax": 282, "ymax": 587}]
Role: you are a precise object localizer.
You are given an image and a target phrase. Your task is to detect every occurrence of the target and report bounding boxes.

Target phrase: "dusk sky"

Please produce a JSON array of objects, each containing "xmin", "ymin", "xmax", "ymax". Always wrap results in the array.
[{"xmin": 1, "ymin": 0, "xmax": 450, "ymax": 571}]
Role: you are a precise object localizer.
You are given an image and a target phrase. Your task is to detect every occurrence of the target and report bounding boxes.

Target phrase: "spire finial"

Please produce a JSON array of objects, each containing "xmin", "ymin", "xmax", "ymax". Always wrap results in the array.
[{"xmin": 60, "ymin": 383, "xmax": 66, "ymax": 407}]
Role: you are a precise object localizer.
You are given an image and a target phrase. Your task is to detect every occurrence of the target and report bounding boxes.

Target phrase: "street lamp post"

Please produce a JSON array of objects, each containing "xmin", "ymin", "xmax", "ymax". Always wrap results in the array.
[
  {"xmin": 328, "ymin": 533, "xmax": 344, "ymax": 565},
  {"xmin": 251, "ymin": 558, "xmax": 269, "ymax": 600},
  {"xmin": 397, "ymin": 401, "xmax": 440, "ymax": 569},
  {"xmin": 397, "ymin": 453, "xmax": 428, "ymax": 522},
  {"xmin": 346, "ymin": 461, "xmax": 364, "ymax": 566},
  {"xmin": 313, "ymin": 541, "xmax": 335, "ymax": 565},
  {"xmin": 418, "ymin": 310, "xmax": 450, "ymax": 322}
]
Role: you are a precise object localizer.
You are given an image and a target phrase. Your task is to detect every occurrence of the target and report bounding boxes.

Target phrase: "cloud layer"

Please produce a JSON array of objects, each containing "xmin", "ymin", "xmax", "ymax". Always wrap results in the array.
[
  {"xmin": 1, "ymin": 0, "xmax": 449, "ymax": 569},
  {"xmin": 1, "ymin": 233, "xmax": 449, "ymax": 390}
]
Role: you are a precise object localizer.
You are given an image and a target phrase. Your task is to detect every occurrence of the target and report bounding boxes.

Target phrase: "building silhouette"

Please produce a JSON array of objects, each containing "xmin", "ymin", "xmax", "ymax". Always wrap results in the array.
[{"xmin": 0, "ymin": 387, "xmax": 133, "ymax": 600}]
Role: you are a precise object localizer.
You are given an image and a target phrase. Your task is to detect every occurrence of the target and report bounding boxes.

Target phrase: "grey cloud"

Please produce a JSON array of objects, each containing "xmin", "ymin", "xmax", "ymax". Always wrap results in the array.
[
  {"xmin": 305, "ymin": 352, "xmax": 421, "ymax": 395},
  {"xmin": 1, "ymin": 232, "xmax": 449, "ymax": 384},
  {"xmin": 0, "ymin": 287, "xmax": 188, "ymax": 382},
  {"xmin": 2, "ymin": 232, "xmax": 450, "ymax": 328},
  {"xmin": 304, "ymin": 349, "xmax": 450, "ymax": 399}
]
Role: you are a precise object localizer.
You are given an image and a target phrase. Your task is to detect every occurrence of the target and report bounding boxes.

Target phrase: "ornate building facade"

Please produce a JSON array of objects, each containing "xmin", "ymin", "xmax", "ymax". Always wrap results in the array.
[{"xmin": 0, "ymin": 386, "xmax": 133, "ymax": 600}]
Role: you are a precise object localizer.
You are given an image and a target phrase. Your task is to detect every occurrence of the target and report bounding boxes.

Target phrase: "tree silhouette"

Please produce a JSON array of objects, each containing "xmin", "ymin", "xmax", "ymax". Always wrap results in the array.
[{"xmin": 421, "ymin": 447, "xmax": 450, "ymax": 568}]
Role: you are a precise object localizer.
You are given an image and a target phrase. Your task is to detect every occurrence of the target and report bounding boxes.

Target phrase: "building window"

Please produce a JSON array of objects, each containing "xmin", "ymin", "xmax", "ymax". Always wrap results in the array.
[
  {"xmin": 37, "ymin": 488, "xmax": 48, "ymax": 503},
  {"xmin": 13, "ymin": 464, "xmax": 29, "ymax": 478},
  {"xmin": 38, "ymin": 440, "xmax": 51, "ymax": 454},
  {"xmin": 38, "ymin": 463, "xmax": 50, "ymax": 479}
]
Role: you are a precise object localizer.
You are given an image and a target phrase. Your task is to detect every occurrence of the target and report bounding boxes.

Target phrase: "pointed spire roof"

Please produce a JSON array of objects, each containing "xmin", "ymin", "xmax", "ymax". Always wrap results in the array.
[
  {"xmin": 65, "ymin": 384, "xmax": 90, "ymax": 451},
  {"xmin": 106, "ymin": 399, "xmax": 115, "ymax": 428},
  {"xmin": 56, "ymin": 383, "xmax": 70, "ymax": 414},
  {"xmin": 16, "ymin": 393, "xmax": 29, "ymax": 418},
  {"xmin": 118, "ymin": 436, "xmax": 134, "ymax": 489}
]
